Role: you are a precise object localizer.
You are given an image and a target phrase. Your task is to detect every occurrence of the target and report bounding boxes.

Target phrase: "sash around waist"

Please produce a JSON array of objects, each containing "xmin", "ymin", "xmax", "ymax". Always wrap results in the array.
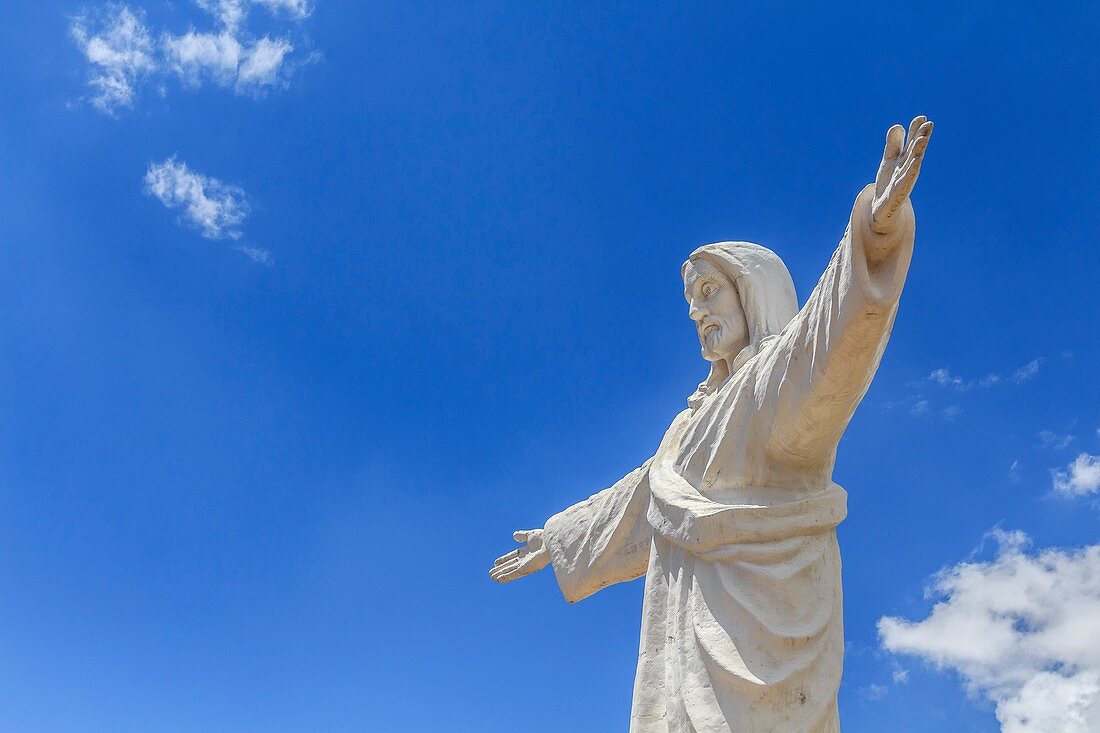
[{"xmin": 646, "ymin": 458, "xmax": 848, "ymax": 556}]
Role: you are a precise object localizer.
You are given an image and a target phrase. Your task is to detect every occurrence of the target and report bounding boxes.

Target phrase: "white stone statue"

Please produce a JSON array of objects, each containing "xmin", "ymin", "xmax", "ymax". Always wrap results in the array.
[{"xmin": 490, "ymin": 117, "xmax": 934, "ymax": 732}]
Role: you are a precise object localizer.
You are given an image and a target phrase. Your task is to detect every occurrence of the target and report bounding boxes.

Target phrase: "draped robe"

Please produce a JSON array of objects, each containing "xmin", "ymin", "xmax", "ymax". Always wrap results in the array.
[{"xmin": 542, "ymin": 186, "xmax": 915, "ymax": 732}]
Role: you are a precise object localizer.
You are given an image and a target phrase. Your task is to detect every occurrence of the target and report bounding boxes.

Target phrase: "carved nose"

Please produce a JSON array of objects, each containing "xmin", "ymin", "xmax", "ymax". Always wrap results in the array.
[{"xmin": 689, "ymin": 300, "xmax": 707, "ymax": 322}]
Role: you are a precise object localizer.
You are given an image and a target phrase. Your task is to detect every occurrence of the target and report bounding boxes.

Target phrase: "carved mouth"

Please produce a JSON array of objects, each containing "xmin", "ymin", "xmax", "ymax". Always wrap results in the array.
[{"xmin": 703, "ymin": 323, "xmax": 719, "ymax": 337}]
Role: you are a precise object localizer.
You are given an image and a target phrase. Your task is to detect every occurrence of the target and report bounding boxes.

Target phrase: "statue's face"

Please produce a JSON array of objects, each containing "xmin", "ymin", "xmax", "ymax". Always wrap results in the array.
[{"xmin": 683, "ymin": 258, "xmax": 749, "ymax": 363}]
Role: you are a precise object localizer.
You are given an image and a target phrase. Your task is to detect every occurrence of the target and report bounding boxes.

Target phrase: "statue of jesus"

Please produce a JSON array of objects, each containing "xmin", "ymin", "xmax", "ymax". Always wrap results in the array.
[{"xmin": 490, "ymin": 117, "xmax": 934, "ymax": 732}]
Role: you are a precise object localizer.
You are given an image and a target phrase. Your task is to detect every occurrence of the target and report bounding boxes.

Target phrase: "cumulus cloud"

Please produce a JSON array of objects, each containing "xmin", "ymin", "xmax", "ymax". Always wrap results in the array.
[
  {"xmin": 144, "ymin": 157, "xmax": 249, "ymax": 239},
  {"xmin": 70, "ymin": 4, "xmax": 157, "ymax": 114},
  {"xmin": 879, "ymin": 530, "xmax": 1100, "ymax": 733},
  {"xmin": 71, "ymin": 1, "xmax": 316, "ymax": 112},
  {"xmin": 1053, "ymin": 453, "xmax": 1100, "ymax": 497}
]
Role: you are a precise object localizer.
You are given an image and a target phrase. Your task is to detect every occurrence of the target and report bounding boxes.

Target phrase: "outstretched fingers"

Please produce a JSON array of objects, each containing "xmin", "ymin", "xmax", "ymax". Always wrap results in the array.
[
  {"xmin": 907, "ymin": 116, "xmax": 927, "ymax": 147},
  {"xmin": 886, "ymin": 154, "xmax": 924, "ymax": 216},
  {"xmin": 876, "ymin": 124, "xmax": 906, "ymax": 193},
  {"xmin": 490, "ymin": 559, "xmax": 521, "ymax": 582},
  {"xmin": 494, "ymin": 549, "xmax": 519, "ymax": 566},
  {"xmin": 892, "ymin": 121, "xmax": 933, "ymax": 205},
  {"xmin": 884, "ymin": 124, "xmax": 906, "ymax": 161},
  {"xmin": 873, "ymin": 116, "xmax": 933, "ymax": 230},
  {"xmin": 902, "ymin": 121, "xmax": 933, "ymax": 165}
]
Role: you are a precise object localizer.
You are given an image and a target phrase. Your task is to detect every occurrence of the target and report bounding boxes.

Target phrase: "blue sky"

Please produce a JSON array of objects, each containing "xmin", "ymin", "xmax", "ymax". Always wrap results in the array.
[{"xmin": 1, "ymin": 1, "xmax": 1098, "ymax": 731}]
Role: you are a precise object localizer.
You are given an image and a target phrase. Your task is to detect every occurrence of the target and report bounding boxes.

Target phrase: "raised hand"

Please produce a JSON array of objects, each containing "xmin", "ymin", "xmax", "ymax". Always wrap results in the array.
[
  {"xmin": 489, "ymin": 528, "xmax": 550, "ymax": 583},
  {"xmin": 871, "ymin": 115, "xmax": 934, "ymax": 234}
]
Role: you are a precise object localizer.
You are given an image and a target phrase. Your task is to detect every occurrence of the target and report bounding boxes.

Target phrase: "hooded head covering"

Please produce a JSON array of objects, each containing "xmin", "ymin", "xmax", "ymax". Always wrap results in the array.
[{"xmin": 682, "ymin": 241, "xmax": 798, "ymax": 407}]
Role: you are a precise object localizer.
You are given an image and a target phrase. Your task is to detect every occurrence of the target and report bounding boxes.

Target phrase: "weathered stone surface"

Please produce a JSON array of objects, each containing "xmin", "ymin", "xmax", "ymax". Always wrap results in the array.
[{"xmin": 491, "ymin": 117, "xmax": 934, "ymax": 732}]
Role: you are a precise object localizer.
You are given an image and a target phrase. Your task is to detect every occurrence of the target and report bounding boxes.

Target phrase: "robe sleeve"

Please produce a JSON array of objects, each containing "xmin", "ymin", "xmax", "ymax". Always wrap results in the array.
[
  {"xmin": 542, "ymin": 459, "xmax": 655, "ymax": 603},
  {"xmin": 762, "ymin": 183, "xmax": 916, "ymax": 468}
]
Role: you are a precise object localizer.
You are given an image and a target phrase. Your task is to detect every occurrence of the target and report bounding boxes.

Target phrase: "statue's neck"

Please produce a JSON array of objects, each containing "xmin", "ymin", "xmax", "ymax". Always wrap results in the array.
[
  {"xmin": 716, "ymin": 342, "xmax": 756, "ymax": 382},
  {"xmin": 697, "ymin": 342, "xmax": 756, "ymax": 404}
]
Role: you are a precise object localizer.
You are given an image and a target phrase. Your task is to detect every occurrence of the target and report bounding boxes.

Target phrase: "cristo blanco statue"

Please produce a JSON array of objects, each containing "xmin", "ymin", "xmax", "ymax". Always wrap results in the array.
[{"xmin": 490, "ymin": 116, "xmax": 934, "ymax": 732}]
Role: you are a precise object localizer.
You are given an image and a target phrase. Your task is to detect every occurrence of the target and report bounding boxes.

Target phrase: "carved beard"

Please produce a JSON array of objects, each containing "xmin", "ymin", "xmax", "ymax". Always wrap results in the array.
[{"xmin": 699, "ymin": 316, "xmax": 745, "ymax": 362}]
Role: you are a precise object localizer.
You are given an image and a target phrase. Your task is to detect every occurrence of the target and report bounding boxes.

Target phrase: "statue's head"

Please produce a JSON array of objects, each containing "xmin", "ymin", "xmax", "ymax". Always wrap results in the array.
[
  {"xmin": 682, "ymin": 242, "xmax": 798, "ymax": 403},
  {"xmin": 683, "ymin": 256, "xmax": 750, "ymax": 363}
]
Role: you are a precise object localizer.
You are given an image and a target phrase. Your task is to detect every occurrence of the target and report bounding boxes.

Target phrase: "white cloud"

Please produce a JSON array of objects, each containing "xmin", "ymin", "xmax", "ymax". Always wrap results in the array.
[
  {"xmin": 929, "ymin": 368, "xmax": 966, "ymax": 390},
  {"xmin": 163, "ymin": 30, "xmax": 242, "ymax": 86},
  {"xmin": 1038, "ymin": 431, "xmax": 1075, "ymax": 450},
  {"xmin": 71, "ymin": 0, "xmax": 315, "ymax": 113},
  {"xmin": 252, "ymin": 0, "xmax": 313, "ymax": 19},
  {"xmin": 926, "ymin": 358, "xmax": 1045, "ymax": 393},
  {"xmin": 144, "ymin": 157, "xmax": 249, "ymax": 240},
  {"xmin": 196, "ymin": 0, "xmax": 312, "ymax": 28},
  {"xmin": 879, "ymin": 530, "xmax": 1100, "ymax": 733},
  {"xmin": 236, "ymin": 36, "xmax": 295, "ymax": 89},
  {"xmin": 193, "ymin": 0, "xmax": 312, "ymax": 26},
  {"xmin": 70, "ymin": 4, "xmax": 157, "ymax": 114},
  {"xmin": 860, "ymin": 683, "xmax": 888, "ymax": 700},
  {"xmin": 162, "ymin": 30, "xmax": 294, "ymax": 92},
  {"xmin": 195, "ymin": 0, "xmax": 249, "ymax": 29},
  {"xmin": 1053, "ymin": 453, "xmax": 1100, "ymax": 497},
  {"xmin": 1012, "ymin": 358, "xmax": 1043, "ymax": 384},
  {"xmin": 234, "ymin": 244, "xmax": 273, "ymax": 265}
]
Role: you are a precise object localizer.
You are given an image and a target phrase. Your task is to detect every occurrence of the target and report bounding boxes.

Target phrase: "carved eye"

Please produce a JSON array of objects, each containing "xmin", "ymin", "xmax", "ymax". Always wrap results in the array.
[{"xmin": 702, "ymin": 283, "xmax": 715, "ymax": 298}]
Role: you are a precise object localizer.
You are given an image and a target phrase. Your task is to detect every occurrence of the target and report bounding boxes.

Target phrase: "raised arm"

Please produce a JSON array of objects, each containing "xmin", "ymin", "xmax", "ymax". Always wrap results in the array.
[{"xmin": 765, "ymin": 117, "xmax": 933, "ymax": 468}]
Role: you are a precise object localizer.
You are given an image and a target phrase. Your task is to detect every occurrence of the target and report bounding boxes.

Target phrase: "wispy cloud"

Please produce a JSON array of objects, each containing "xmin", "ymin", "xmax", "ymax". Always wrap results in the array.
[
  {"xmin": 197, "ymin": 0, "xmax": 312, "ymax": 29},
  {"xmin": 880, "ymin": 530, "xmax": 1100, "ymax": 733},
  {"xmin": 1053, "ymin": 453, "xmax": 1100, "ymax": 497},
  {"xmin": 234, "ymin": 244, "xmax": 273, "ymax": 264},
  {"xmin": 925, "ymin": 358, "xmax": 1043, "ymax": 392},
  {"xmin": 162, "ymin": 30, "xmax": 295, "ymax": 93},
  {"xmin": 144, "ymin": 157, "xmax": 271, "ymax": 262},
  {"xmin": 890, "ymin": 357, "xmax": 1050, "ymax": 421},
  {"xmin": 145, "ymin": 157, "xmax": 243, "ymax": 231},
  {"xmin": 928, "ymin": 367, "xmax": 965, "ymax": 389},
  {"xmin": 71, "ymin": 1, "xmax": 317, "ymax": 113},
  {"xmin": 859, "ymin": 683, "xmax": 888, "ymax": 701},
  {"xmin": 882, "ymin": 394, "xmax": 959, "ymax": 423},
  {"xmin": 70, "ymin": 4, "xmax": 157, "ymax": 114},
  {"xmin": 1011, "ymin": 358, "xmax": 1043, "ymax": 384},
  {"xmin": 249, "ymin": 0, "xmax": 313, "ymax": 21},
  {"xmin": 1038, "ymin": 430, "xmax": 1075, "ymax": 451}
]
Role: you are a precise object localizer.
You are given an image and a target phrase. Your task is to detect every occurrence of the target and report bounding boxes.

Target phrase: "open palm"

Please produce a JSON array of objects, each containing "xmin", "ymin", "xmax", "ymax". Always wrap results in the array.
[{"xmin": 489, "ymin": 529, "xmax": 550, "ymax": 583}]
